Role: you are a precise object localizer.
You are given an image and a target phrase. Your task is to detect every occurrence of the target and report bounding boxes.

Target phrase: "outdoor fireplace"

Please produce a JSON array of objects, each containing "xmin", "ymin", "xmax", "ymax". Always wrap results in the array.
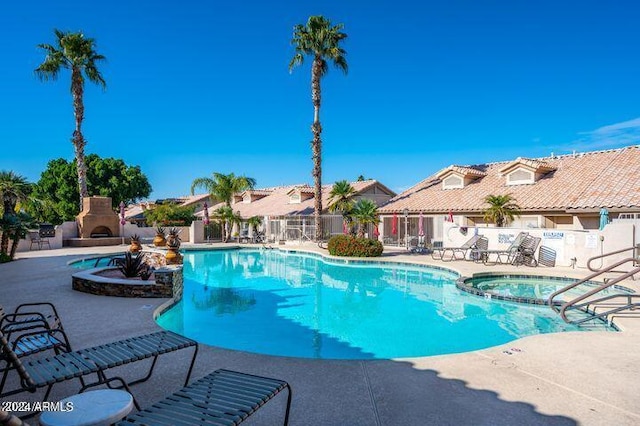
[{"xmin": 76, "ymin": 197, "xmax": 120, "ymax": 238}]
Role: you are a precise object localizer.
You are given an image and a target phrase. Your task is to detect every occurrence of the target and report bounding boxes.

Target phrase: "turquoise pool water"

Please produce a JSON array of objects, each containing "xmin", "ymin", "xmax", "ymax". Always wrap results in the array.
[
  {"xmin": 156, "ymin": 249, "xmax": 600, "ymax": 359},
  {"xmin": 466, "ymin": 275, "xmax": 629, "ymax": 301}
]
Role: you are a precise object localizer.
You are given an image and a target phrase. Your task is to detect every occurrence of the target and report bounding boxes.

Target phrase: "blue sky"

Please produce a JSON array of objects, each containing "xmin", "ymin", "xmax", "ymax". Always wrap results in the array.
[{"xmin": 1, "ymin": 0, "xmax": 639, "ymax": 198}]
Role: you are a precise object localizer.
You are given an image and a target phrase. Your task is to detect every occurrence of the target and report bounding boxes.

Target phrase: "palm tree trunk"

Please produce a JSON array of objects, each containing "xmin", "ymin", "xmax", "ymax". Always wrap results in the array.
[
  {"xmin": 311, "ymin": 58, "xmax": 323, "ymax": 241},
  {"xmin": 71, "ymin": 67, "xmax": 89, "ymax": 211},
  {"xmin": 0, "ymin": 223, "xmax": 9, "ymax": 255},
  {"xmin": 9, "ymin": 231, "xmax": 20, "ymax": 259},
  {"xmin": 1, "ymin": 198, "xmax": 16, "ymax": 255}
]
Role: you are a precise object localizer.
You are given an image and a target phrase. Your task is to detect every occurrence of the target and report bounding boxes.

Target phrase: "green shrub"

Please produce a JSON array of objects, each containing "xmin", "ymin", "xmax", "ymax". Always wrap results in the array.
[
  {"xmin": 327, "ymin": 235, "xmax": 384, "ymax": 257},
  {"xmin": 0, "ymin": 253, "xmax": 12, "ymax": 263}
]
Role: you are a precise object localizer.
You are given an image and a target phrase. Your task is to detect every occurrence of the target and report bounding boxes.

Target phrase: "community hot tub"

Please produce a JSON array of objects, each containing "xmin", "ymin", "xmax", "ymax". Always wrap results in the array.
[{"xmin": 457, "ymin": 273, "xmax": 635, "ymax": 306}]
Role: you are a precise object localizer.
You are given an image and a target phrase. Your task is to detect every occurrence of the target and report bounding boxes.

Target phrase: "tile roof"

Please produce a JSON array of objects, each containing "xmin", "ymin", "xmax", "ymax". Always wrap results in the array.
[
  {"xmin": 198, "ymin": 180, "xmax": 395, "ymax": 218},
  {"xmin": 436, "ymin": 165, "xmax": 487, "ymax": 179},
  {"xmin": 498, "ymin": 157, "xmax": 556, "ymax": 174},
  {"xmin": 379, "ymin": 145, "xmax": 640, "ymax": 213}
]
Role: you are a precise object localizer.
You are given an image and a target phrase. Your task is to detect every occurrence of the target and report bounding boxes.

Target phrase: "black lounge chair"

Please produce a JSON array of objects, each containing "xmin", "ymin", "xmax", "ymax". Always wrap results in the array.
[
  {"xmin": 431, "ymin": 234, "xmax": 482, "ymax": 261},
  {"xmin": 117, "ymin": 369, "xmax": 292, "ymax": 426},
  {"xmin": 0, "ymin": 329, "xmax": 198, "ymax": 413},
  {"xmin": 0, "ymin": 303, "xmax": 70, "ymax": 358}
]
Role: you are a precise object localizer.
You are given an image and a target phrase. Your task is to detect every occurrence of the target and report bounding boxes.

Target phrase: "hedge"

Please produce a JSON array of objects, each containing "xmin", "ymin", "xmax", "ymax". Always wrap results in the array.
[{"xmin": 327, "ymin": 235, "xmax": 384, "ymax": 257}]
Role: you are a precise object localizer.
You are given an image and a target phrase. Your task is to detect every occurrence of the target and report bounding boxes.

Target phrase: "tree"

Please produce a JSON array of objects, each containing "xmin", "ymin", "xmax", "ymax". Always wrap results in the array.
[
  {"xmin": 30, "ymin": 155, "xmax": 152, "ymax": 224},
  {"xmin": 35, "ymin": 29, "xmax": 107, "ymax": 211},
  {"xmin": 246, "ymin": 216, "xmax": 263, "ymax": 236},
  {"xmin": 0, "ymin": 171, "xmax": 32, "ymax": 257},
  {"xmin": 7, "ymin": 212, "xmax": 37, "ymax": 260},
  {"xmin": 143, "ymin": 204, "xmax": 196, "ymax": 226},
  {"xmin": 328, "ymin": 180, "xmax": 356, "ymax": 231},
  {"xmin": 289, "ymin": 15, "xmax": 348, "ymax": 241},
  {"xmin": 190, "ymin": 172, "xmax": 256, "ymax": 207},
  {"xmin": 350, "ymin": 199, "xmax": 379, "ymax": 238},
  {"xmin": 212, "ymin": 206, "xmax": 242, "ymax": 243},
  {"xmin": 483, "ymin": 194, "xmax": 521, "ymax": 227}
]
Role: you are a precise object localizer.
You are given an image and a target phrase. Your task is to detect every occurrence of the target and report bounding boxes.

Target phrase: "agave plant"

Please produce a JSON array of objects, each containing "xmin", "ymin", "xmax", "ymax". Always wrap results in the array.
[
  {"xmin": 116, "ymin": 252, "xmax": 150, "ymax": 278},
  {"xmin": 166, "ymin": 227, "xmax": 182, "ymax": 249},
  {"xmin": 155, "ymin": 226, "xmax": 165, "ymax": 236}
]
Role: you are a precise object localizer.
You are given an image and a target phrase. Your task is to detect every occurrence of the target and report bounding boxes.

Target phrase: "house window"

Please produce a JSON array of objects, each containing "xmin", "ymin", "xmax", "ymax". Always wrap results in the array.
[
  {"xmin": 289, "ymin": 193, "xmax": 301, "ymax": 204},
  {"xmin": 442, "ymin": 175, "xmax": 463, "ymax": 189},
  {"xmin": 507, "ymin": 168, "xmax": 534, "ymax": 185}
]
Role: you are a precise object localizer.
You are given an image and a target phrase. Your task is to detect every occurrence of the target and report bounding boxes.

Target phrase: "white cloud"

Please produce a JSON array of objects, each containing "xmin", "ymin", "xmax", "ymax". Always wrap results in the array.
[{"xmin": 570, "ymin": 117, "xmax": 640, "ymax": 151}]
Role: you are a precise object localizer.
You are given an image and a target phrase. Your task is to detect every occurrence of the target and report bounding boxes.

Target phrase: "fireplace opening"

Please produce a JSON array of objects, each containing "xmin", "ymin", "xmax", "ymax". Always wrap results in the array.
[{"xmin": 90, "ymin": 226, "xmax": 113, "ymax": 238}]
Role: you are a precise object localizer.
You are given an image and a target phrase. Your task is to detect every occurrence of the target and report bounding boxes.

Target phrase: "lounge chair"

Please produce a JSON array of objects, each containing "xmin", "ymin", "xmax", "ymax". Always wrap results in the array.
[
  {"xmin": 512, "ymin": 235, "xmax": 541, "ymax": 266},
  {"xmin": 469, "ymin": 236, "xmax": 489, "ymax": 263},
  {"xmin": 0, "ymin": 303, "xmax": 70, "ymax": 358},
  {"xmin": 470, "ymin": 232, "xmax": 529, "ymax": 265},
  {"xmin": 0, "ymin": 329, "xmax": 198, "ymax": 412},
  {"xmin": 116, "ymin": 369, "xmax": 292, "ymax": 425},
  {"xmin": 431, "ymin": 234, "xmax": 482, "ymax": 261}
]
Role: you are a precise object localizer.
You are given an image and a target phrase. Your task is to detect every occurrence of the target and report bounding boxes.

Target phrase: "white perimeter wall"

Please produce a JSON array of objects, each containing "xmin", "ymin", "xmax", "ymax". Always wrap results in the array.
[{"xmin": 442, "ymin": 221, "xmax": 636, "ymax": 268}]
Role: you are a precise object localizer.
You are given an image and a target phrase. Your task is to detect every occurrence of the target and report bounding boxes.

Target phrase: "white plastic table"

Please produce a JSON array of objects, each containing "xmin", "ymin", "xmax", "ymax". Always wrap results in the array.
[{"xmin": 39, "ymin": 389, "xmax": 133, "ymax": 426}]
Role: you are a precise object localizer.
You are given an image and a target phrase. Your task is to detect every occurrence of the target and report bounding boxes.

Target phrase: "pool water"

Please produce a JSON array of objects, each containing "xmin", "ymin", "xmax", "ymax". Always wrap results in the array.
[
  {"xmin": 467, "ymin": 275, "xmax": 627, "ymax": 301},
  {"xmin": 69, "ymin": 256, "xmax": 123, "ymax": 269},
  {"xmin": 156, "ymin": 249, "xmax": 607, "ymax": 360}
]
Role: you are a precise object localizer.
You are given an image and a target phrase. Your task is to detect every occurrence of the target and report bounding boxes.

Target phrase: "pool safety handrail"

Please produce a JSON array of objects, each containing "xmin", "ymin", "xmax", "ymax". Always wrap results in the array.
[
  {"xmin": 586, "ymin": 244, "xmax": 640, "ymax": 273},
  {"xmin": 549, "ymin": 256, "xmax": 640, "ymax": 324},
  {"xmin": 92, "ymin": 254, "xmax": 125, "ymax": 267}
]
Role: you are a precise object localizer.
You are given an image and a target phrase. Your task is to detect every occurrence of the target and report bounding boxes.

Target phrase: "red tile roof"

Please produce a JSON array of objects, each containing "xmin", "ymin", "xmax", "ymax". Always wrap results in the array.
[{"xmin": 379, "ymin": 146, "xmax": 640, "ymax": 213}]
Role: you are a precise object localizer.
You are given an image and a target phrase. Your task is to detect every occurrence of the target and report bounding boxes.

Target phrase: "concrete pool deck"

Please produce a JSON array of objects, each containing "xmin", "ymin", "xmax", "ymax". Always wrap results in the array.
[{"xmin": 3, "ymin": 244, "xmax": 640, "ymax": 425}]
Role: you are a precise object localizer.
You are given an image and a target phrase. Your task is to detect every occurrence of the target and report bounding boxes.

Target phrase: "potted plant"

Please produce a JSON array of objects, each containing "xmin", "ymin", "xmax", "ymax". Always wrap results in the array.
[
  {"xmin": 153, "ymin": 226, "xmax": 166, "ymax": 247},
  {"xmin": 165, "ymin": 227, "xmax": 182, "ymax": 264},
  {"xmin": 129, "ymin": 234, "xmax": 142, "ymax": 253}
]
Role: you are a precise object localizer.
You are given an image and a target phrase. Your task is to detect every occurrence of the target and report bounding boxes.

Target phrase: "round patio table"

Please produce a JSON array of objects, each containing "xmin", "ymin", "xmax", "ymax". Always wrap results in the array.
[{"xmin": 39, "ymin": 389, "xmax": 133, "ymax": 426}]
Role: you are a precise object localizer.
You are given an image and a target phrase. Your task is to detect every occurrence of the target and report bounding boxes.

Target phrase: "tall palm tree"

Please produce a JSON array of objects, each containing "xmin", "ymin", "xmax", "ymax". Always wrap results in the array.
[
  {"xmin": 289, "ymin": 15, "xmax": 348, "ymax": 241},
  {"xmin": 0, "ymin": 171, "xmax": 32, "ymax": 256},
  {"xmin": 483, "ymin": 194, "xmax": 521, "ymax": 227},
  {"xmin": 328, "ymin": 180, "xmax": 356, "ymax": 231},
  {"xmin": 191, "ymin": 172, "xmax": 256, "ymax": 208},
  {"xmin": 351, "ymin": 199, "xmax": 379, "ymax": 238},
  {"xmin": 35, "ymin": 29, "xmax": 106, "ymax": 211}
]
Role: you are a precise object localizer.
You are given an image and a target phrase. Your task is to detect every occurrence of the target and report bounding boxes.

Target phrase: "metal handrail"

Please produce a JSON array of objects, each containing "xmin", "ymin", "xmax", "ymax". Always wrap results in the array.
[
  {"xmin": 558, "ymin": 264, "xmax": 640, "ymax": 323},
  {"xmin": 587, "ymin": 244, "xmax": 640, "ymax": 272},
  {"xmin": 548, "ymin": 257, "xmax": 636, "ymax": 313},
  {"xmin": 567, "ymin": 293, "xmax": 640, "ymax": 325}
]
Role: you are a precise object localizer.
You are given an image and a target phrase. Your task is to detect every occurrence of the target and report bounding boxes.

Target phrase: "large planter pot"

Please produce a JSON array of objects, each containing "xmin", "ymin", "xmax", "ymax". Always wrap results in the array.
[
  {"xmin": 129, "ymin": 241, "xmax": 142, "ymax": 253},
  {"xmin": 165, "ymin": 247, "xmax": 182, "ymax": 265},
  {"xmin": 153, "ymin": 234, "xmax": 166, "ymax": 247}
]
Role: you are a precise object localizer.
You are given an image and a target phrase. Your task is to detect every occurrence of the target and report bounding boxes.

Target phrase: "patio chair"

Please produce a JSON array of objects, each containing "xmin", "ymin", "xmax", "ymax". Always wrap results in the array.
[
  {"xmin": 470, "ymin": 232, "xmax": 529, "ymax": 265},
  {"xmin": 116, "ymin": 369, "xmax": 292, "ymax": 426},
  {"xmin": 469, "ymin": 236, "xmax": 489, "ymax": 263},
  {"xmin": 431, "ymin": 234, "xmax": 482, "ymax": 261},
  {"xmin": 0, "ymin": 303, "xmax": 70, "ymax": 358},
  {"xmin": 0, "ymin": 329, "xmax": 198, "ymax": 412},
  {"xmin": 512, "ymin": 235, "xmax": 541, "ymax": 267},
  {"xmin": 28, "ymin": 232, "xmax": 50, "ymax": 250}
]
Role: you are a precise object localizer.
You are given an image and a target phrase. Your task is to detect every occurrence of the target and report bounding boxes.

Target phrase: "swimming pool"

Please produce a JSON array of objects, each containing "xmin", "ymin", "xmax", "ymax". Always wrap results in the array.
[{"xmin": 156, "ymin": 249, "xmax": 609, "ymax": 359}]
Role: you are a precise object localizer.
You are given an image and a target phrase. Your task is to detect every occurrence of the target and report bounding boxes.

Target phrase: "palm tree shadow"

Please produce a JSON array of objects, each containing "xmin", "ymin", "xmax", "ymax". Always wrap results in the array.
[{"xmin": 363, "ymin": 359, "xmax": 578, "ymax": 426}]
